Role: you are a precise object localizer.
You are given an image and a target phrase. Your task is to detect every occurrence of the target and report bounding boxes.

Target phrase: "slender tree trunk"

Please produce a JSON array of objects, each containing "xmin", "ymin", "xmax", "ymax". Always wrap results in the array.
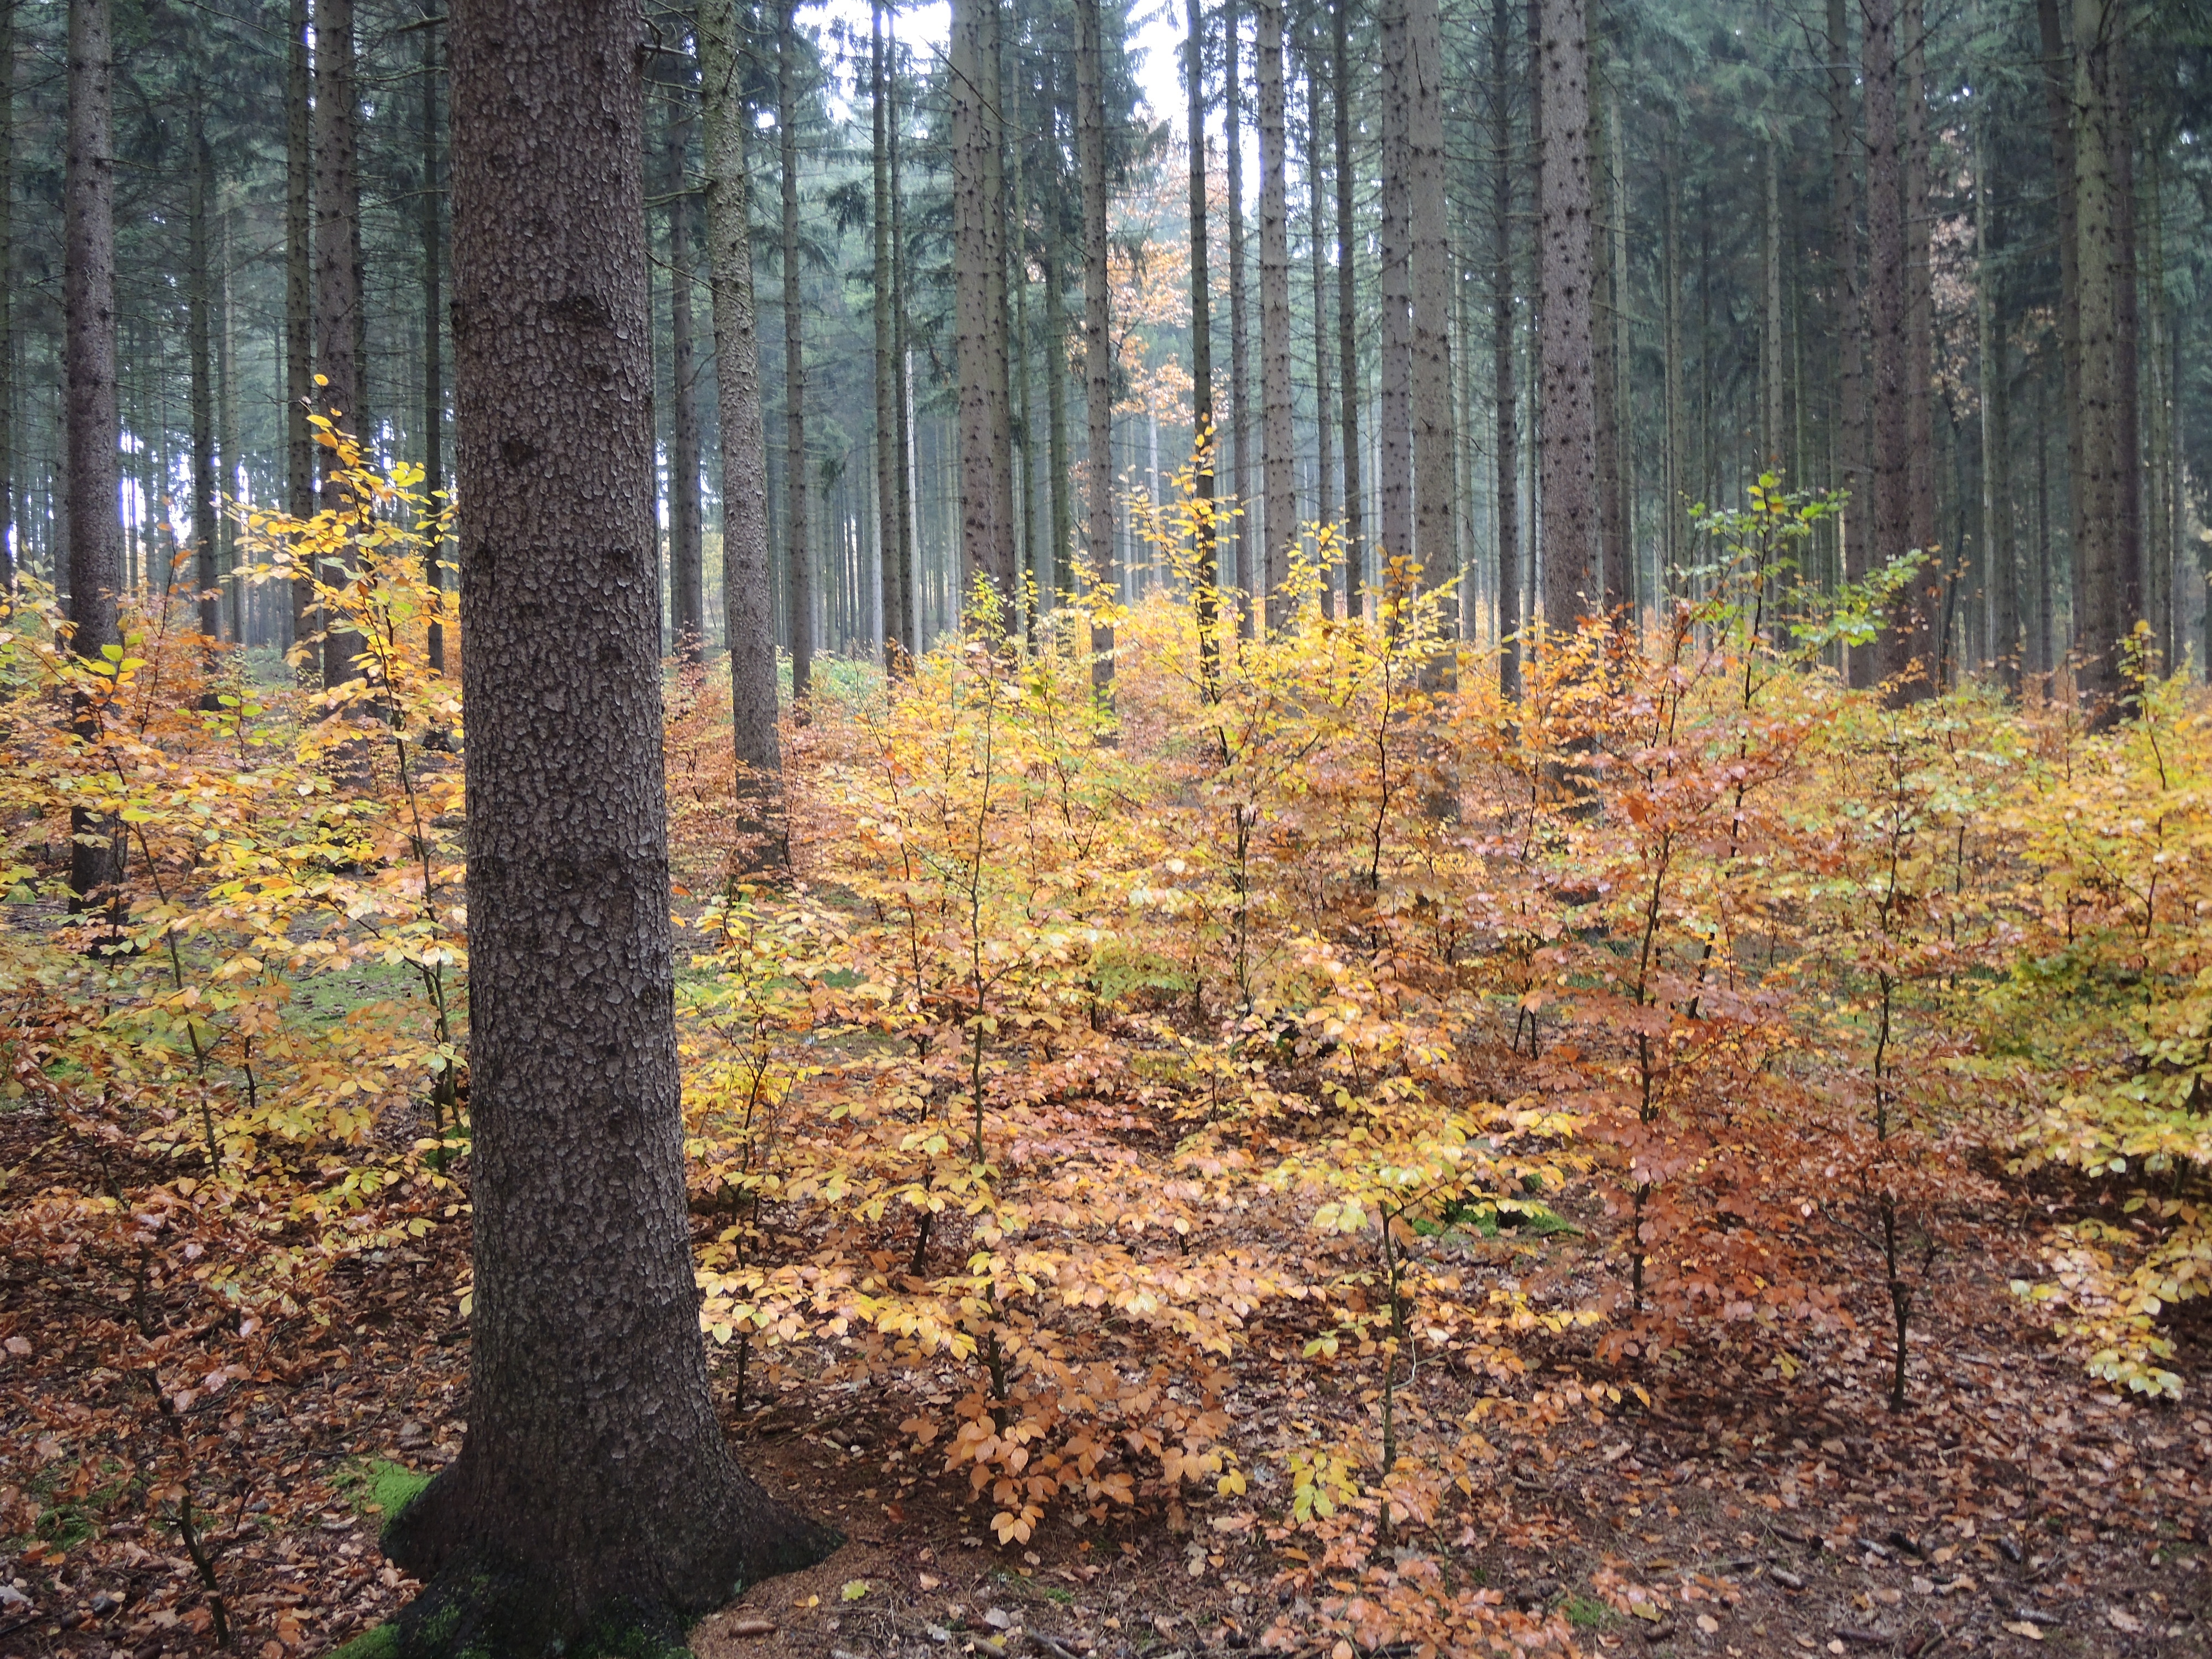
[
  {"xmin": 1305, "ymin": 25, "xmax": 1335, "ymax": 571},
  {"xmin": 666, "ymin": 84, "xmax": 705, "ymax": 664},
  {"xmin": 951, "ymin": 0, "xmax": 1017, "ymax": 611},
  {"xmin": 1975, "ymin": 116, "xmax": 2017, "ymax": 689},
  {"xmin": 1043, "ymin": 100, "xmax": 1072, "ymax": 609},
  {"xmin": 1187, "ymin": 0, "xmax": 1217, "ymax": 677},
  {"xmin": 189, "ymin": 91, "xmax": 220, "ymax": 640},
  {"xmin": 872, "ymin": 0, "xmax": 903, "ymax": 666},
  {"xmin": 1332, "ymin": 0, "xmax": 1363, "ymax": 614},
  {"xmin": 891, "ymin": 19, "xmax": 916, "ymax": 657},
  {"xmin": 383, "ymin": 0, "xmax": 838, "ymax": 1636},
  {"xmin": 65, "ymin": 0, "xmax": 124, "ymax": 913},
  {"xmin": 1863, "ymin": 0, "xmax": 1917, "ymax": 688},
  {"xmin": 1491, "ymin": 0, "xmax": 1520, "ymax": 695},
  {"xmin": 1609, "ymin": 86, "xmax": 1631, "ymax": 615},
  {"xmin": 1076, "ymin": 0, "xmax": 1115, "ymax": 688},
  {"xmin": 776, "ymin": 0, "xmax": 813, "ymax": 708},
  {"xmin": 2112, "ymin": 40, "xmax": 2141, "ymax": 640},
  {"xmin": 1408, "ymin": 0, "xmax": 1455, "ymax": 634},
  {"xmin": 1011, "ymin": 39, "xmax": 1039, "ymax": 648},
  {"xmin": 218, "ymin": 207, "xmax": 238, "ymax": 639},
  {"xmin": 1376, "ymin": 0, "xmax": 1412, "ymax": 598},
  {"xmin": 0, "ymin": 0, "xmax": 13, "ymax": 594},
  {"xmin": 2034, "ymin": 0, "xmax": 2081, "ymax": 674},
  {"xmin": 702, "ymin": 0, "xmax": 785, "ymax": 865},
  {"xmin": 421, "ymin": 21, "xmax": 446, "ymax": 674},
  {"xmin": 1762, "ymin": 139, "xmax": 1785, "ymax": 469},
  {"xmin": 2070, "ymin": 0, "xmax": 2124, "ymax": 706},
  {"xmin": 285, "ymin": 0, "xmax": 312, "ymax": 653},
  {"xmin": 1256, "ymin": 0, "xmax": 1294, "ymax": 630},
  {"xmin": 1828, "ymin": 0, "xmax": 1870, "ymax": 682},
  {"xmin": 1537, "ymin": 0, "xmax": 1598, "ymax": 635},
  {"xmin": 1901, "ymin": 0, "xmax": 1937, "ymax": 665},
  {"xmin": 1592, "ymin": 62, "xmax": 1623, "ymax": 612},
  {"xmin": 315, "ymin": 0, "xmax": 366, "ymax": 688},
  {"xmin": 1226, "ymin": 2, "xmax": 1252, "ymax": 635}
]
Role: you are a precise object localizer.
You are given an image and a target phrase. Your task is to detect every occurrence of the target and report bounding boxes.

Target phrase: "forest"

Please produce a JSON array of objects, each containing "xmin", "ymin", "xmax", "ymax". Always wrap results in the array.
[{"xmin": 2, "ymin": 0, "xmax": 2210, "ymax": 1655}]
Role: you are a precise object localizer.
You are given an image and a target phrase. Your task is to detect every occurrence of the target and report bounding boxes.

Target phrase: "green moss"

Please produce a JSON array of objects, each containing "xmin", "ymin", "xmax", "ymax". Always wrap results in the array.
[
  {"xmin": 336, "ymin": 1458, "xmax": 435, "ymax": 1528},
  {"xmin": 330, "ymin": 1624, "xmax": 400, "ymax": 1659}
]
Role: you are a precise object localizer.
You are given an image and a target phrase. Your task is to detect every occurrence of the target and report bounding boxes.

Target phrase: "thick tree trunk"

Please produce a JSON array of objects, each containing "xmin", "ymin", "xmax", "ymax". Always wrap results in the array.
[
  {"xmin": 65, "ymin": 0, "xmax": 124, "ymax": 913},
  {"xmin": 1975, "ymin": 117, "xmax": 2018, "ymax": 689},
  {"xmin": 778, "ymin": 0, "xmax": 813, "ymax": 708},
  {"xmin": 951, "ymin": 0, "xmax": 1018, "ymax": 609},
  {"xmin": 891, "ymin": 17, "xmax": 917, "ymax": 656},
  {"xmin": 1536, "ymin": 0, "xmax": 1598, "ymax": 637},
  {"xmin": 666, "ymin": 89, "xmax": 705, "ymax": 663},
  {"xmin": 1592, "ymin": 65, "xmax": 1622, "ymax": 614},
  {"xmin": 2112, "ymin": 41, "xmax": 2141, "ymax": 641},
  {"xmin": 383, "ymin": 0, "xmax": 839, "ymax": 1642},
  {"xmin": 873, "ymin": 1, "xmax": 902, "ymax": 666},
  {"xmin": 1863, "ymin": 0, "xmax": 1918, "ymax": 691},
  {"xmin": 1407, "ymin": 0, "xmax": 1454, "ymax": 632},
  {"xmin": 1661, "ymin": 139, "xmax": 1683, "ymax": 598},
  {"xmin": 1490, "ymin": 0, "xmax": 1520, "ymax": 695},
  {"xmin": 1305, "ymin": 25, "xmax": 1334, "ymax": 572},
  {"xmin": 1187, "ymin": 0, "xmax": 1217, "ymax": 673},
  {"xmin": 1226, "ymin": 2, "xmax": 1252, "ymax": 636},
  {"xmin": 1332, "ymin": 0, "xmax": 1363, "ymax": 614},
  {"xmin": 1043, "ymin": 111, "xmax": 1072, "ymax": 609},
  {"xmin": 284, "ymin": 0, "xmax": 312, "ymax": 653},
  {"xmin": 1827, "ymin": 0, "xmax": 1870, "ymax": 684},
  {"xmin": 1376, "ymin": 0, "xmax": 1412, "ymax": 599},
  {"xmin": 189, "ymin": 92, "xmax": 219, "ymax": 640},
  {"xmin": 421, "ymin": 22, "xmax": 446, "ymax": 675},
  {"xmin": 2034, "ymin": 0, "xmax": 2081, "ymax": 674},
  {"xmin": 0, "ymin": 0, "xmax": 13, "ymax": 594},
  {"xmin": 1608, "ymin": 87, "xmax": 1632, "ymax": 615},
  {"xmin": 2070, "ymin": 0, "xmax": 2124, "ymax": 706},
  {"xmin": 702, "ymin": 0, "xmax": 786, "ymax": 867},
  {"xmin": 1075, "ymin": 0, "xmax": 1115, "ymax": 687},
  {"xmin": 1901, "ymin": 0, "xmax": 1938, "ymax": 679},
  {"xmin": 1256, "ymin": 0, "xmax": 1293, "ymax": 631},
  {"xmin": 314, "ymin": 0, "xmax": 366, "ymax": 688}
]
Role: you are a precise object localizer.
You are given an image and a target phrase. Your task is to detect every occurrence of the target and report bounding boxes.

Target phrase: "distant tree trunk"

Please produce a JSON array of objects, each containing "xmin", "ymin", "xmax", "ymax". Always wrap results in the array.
[
  {"xmin": 951, "ymin": 0, "xmax": 1017, "ymax": 608},
  {"xmin": 1608, "ymin": 87, "xmax": 1632, "ymax": 615},
  {"xmin": 1863, "ymin": 0, "xmax": 1918, "ymax": 691},
  {"xmin": 1043, "ymin": 100, "xmax": 1072, "ymax": 608},
  {"xmin": 1376, "ymin": 0, "xmax": 1412, "ymax": 598},
  {"xmin": 1256, "ymin": 0, "xmax": 1293, "ymax": 631},
  {"xmin": 189, "ymin": 91, "xmax": 220, "ymax": 640},
  {"xmin": 420, "ymin": 20, "xmax": 446, "ymax": 674},
  {"xmin": 702, "ymin": 0, "xmax": 785, "ymax": 867},
  {"xmin": 0, "ymin": 0, "xmax": 13, "ymax": 595},
  {"xmin": 1490, "ymin": 0, "xmax": 1520, "ymax": 696},
  {"xmin": 1075, "ymin": 0, "xmax": 1115, "ymax": 688},
  {"xmin": 1975, "ymin": 116, "xmax": 2018, "ymax": 689},
  {"xmin": 872, "ymin": 0, "xmax": 903, "ymax": 667},
  {"xmin": 776, "ymin": 0, "xmax": 812, "ymax": 709},
  {"xmin": 667, "ymin": 88, "xmax": 705, "ymax": 664},
  {"xmin": 1536, "ymin": 0, "xmax": 1597, "ymax": 636},
  {"xmin": 381, "ymin": 0, "xmax": 839, "ymax": 1639},
  {"xmin": 1592, "ymin": 61, "xmax": 1623, "ymax": 613},
  {"xmin": 2112, "ymin": 41, "xmax": 2141, "ymax": 643},
  {"xmin": 1226, "ymin": 1, "xmax": 1252, "ymax": 636},
  {"xmin": 1010, "ymin": 44, "xmax": 1039, "ymax": 648},
  {"xmin": 1332, "ymin": 0, "xmax": 1364, "ymax": 613},
  {"xmin": 1305, "ymin": 25, "xmax": 1335, "ymax": 570},
  {"xmin": 284, "ymin": 0, "xmax": 312, "ymax": 653},
  {"xmin": 66, "ymin": 0, "xmax": 123, "ymax": 914},
  {"xmin": 1762, "ymin": 139, "xmax": 1785, "ymax": 470},
  {"xmin": 1407, "ymin": 0, "xmax": 1455, "ymax": 634},
  {"xmin": 2069, "ymin": 0, "xmax": 2124, "ymax": 707},
  {"xmin": 1827, "ymin": 0, "xmax": 1870, "ymax": 684},
  {"xmin": 1901, "ymin": 0, "xmax": 1938, "ymax": 671},
  {"xmin": 891, "ymin": 14, "xmax": 916, "ymax": 656},
  {"xmin": 2034, "ymin": 0, "xmax": 2080, "ymax": 676},
  {"xmin": 1187, "ymin": 0, "xmax": 1217, "ymax": 678},
  {"xmin": 315, "ymin": 0, "xmax": 366, "ymax": 688}
]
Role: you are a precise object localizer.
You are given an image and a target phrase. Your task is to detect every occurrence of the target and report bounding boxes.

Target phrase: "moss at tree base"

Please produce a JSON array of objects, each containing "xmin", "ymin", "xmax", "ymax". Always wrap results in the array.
[{"xmin": 356, "ymin": 1555, "xmax": 701, "ymax": 1659}]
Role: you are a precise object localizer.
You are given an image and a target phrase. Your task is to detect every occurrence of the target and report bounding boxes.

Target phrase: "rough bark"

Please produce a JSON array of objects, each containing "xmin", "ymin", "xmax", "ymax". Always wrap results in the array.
[
  {"xmin": 0, "ymin": 0, "xmax": 13, "ymax": 594},
  {"xmin": 1377, "ymin": 0, "xmax": 1413, "ymax": 596},
  {"xmin": 1256, "ymin": 0, "xmax": 1294, "ymax": 631},
  {"xmin": 1901, "ymin": 0, "xmax": 1937, "ymax": 639},
  {"xmin": 65, "ymin": 0, "xmax": 124, "ymax": 912},
  {"xmin": 1863, "ymin": 0, "xmax": 1918, "ymax": 690},
  {"xmin": 2070, "ymin": 0, "xmax": 2124, "ymax": 706},
  {"xmin": 382, "ymin": 1, "xmax": 840, "ymax": 1642},
  {"xmin": 1536, "ymin": 0, "xmax": 1598, "ymax": 637},
  {"xmin": 1592, "ymin": 61, "xmax": 1623, "ymax": 614},
  {"xmin": 1187, "ymin": 0, "xmax": 1217, "ymax": 672},
  {"xmin": 421, "ymin": 21, "xmax": 446, "ymax": 675},
  {"xmin": 1491, "ymin": 0, "xmax": 1520, "ymax": 695},
  {"xmin": 1304, "ymin": 23, "xmax": 1334, "ymax": 567},
  {"xmin": 189, "ymin": 91, "xmax": 219, "ymax": 640},
  {"xmin": 891, "ymin": 14, "xmax": 916, "ymax": 656},
  {"xmin": 777, "ymin": 0, "xmax": 812, "ymax": 708},
  {"xmin": 1075, "ymin": 0, "xmax": 1115, "ymax": 687},
  {"xmin": 1974, "ymin": 117, "xmax": 2018, "ymax": 688},
  {"xmin": 2035, "ymin": 0, "xmax": 2081, "ymax": 674},
  {"xmin": 667, "ymin": 87, "xmax": 705, "ymax": 662},
  {"xmin": 314, "ymin": 0, "xmax": 366, "ymax": 688},
  {"xmin": 701, "ymin": 0, "xmax": 786, "ymax": 867},
  {"xmin": 1827, "ymin": 0, "xmax": 1870, "ymax": 683},
  {"xmin": 873, "ymin": 0, "xmax": 902, "ymax": 666},
  {"xmin": 1226, "ymin": 1, "xmax": 1251, "ymax": 636},
  {"xmin": 1407, "ymin": 0, "xmax": 1455, "ymax": 633},
  {"xmin": 951, "ymin": 0, "xmax": 1018, "ymax": 609},
  {"xmin": 1332, "ymin": 0, "xmax": 1363, "ymax": 614},
  {"xmin": 1042, "ymin": 99, "xmax": 1072, "ymax": 609},
  {"xmin": 285, "ymin": 0, "xmax": 312, "ymax": 652}
]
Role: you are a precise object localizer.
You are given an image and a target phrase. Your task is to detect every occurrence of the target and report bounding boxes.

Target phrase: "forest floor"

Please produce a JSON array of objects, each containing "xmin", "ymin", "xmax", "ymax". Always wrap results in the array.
[{"xmin": 2, "ymin": 1053, "xmax": 2208, "ymax": 1659}]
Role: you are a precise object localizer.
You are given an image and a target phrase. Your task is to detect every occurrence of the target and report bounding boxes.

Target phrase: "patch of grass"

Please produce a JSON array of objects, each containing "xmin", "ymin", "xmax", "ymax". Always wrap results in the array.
[
  {"xmin": 1560, "ymin": 1593, "xmax": 1614, "ymax": 1629},
  {"xmin": 336, "ymin": 1458, "xmax": 434, "ymax": 1523},
  {"xmin": 1410, "ymin": 1196, "xmax": 1580, "ymax": 1241}
]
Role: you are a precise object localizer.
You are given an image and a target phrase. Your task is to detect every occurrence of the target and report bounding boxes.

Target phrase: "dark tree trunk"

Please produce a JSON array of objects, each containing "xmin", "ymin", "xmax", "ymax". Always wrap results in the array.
[
  {"xmin": 1407, "ymin": 0, "xmax": 1455, "ymax": 632},
  {"xmin": 951, "ymin": 0, "xmax": 1018, "ymax": 606},
  {"xmin": 1225, "ymin": 1, "xmax": 1251, "ymax": 636},
  {"xmin": 1256, "ymin": 0, "xmax": 1293, "ymax": 630},
  {"xmin": 891, "ymin": 35, "xmax": 916, "ymax": 656},
  {"xmin": 1377, "ymin": 0, "xmax": 1412, "ymax": 596},
  {"xmin": 1537, "ymin": 0, "xmax": 1598, "ymax": 636},
  {"xmin": 1076, "ymin": 0, "xmax": 1115, "ymax": 687},
  {"xmin": 65, "ymin": 0, "xmax": 124, "ymax": 912},
  {"xmin": 1332, "ymin": 0, "xmax": 1363, "ymax": 614},
  {"xmin": 421, "ymin": 20, "xmax": 446, "ymax": 674},
  {"xmin": 1900, "ymin": 0, "xmax": 1938, "ymax": 687},
  {"xmin": 382, "ymin": 0, "xmax": 838, "ymax": 1642},
  {"xmin": 1187, "ymin": 0, "xmax": 1216, "ymax": 676},
  {"xmin": 667, "ymin": 89, "xmax": 705, "ymax": 662},
  {"xmin": 778, "ymin": 0, "xmax": 812, "ymax": 709},
  {"xmin": 189, "ymin": 91, "xmax": 219, "ymax": 640},
  {"xmin": 1304, "ymin": 21, "xmax": 1334, "ymax": 582},
  {"xmin": 1490, "ymin": 0, "xmax": 1520, "ymax": 696},
  {"xmin": 0, "ymin": 0, "xmax": 14, "ymax": 594},
  {"xmin": 873, "ymin": 0, "xmax": 902, "ymax": 666},
  {"xmin": 1827, "ymin": 0, "xmax": 1870, "ymax": 685},
  {"xmin": 315, "ymin": 0, "xmax": 366, "ymax": 688},
  {"xmin": 285, "ymin": 0, "xmax": 312, "ymax": 653},
  {"xmin": 1863, "ymin": 0, "xmax": 1919, "ymax": 691},
  {"xmin": 1042, "ymin": 96, "xmax": 1072, "ymax": 609}
]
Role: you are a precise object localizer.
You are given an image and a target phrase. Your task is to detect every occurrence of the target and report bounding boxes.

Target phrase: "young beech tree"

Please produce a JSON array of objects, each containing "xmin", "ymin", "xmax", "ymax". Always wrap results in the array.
[{"xmin": 379, "ymin": 0, "xmax": 838, "ymax": 1647}]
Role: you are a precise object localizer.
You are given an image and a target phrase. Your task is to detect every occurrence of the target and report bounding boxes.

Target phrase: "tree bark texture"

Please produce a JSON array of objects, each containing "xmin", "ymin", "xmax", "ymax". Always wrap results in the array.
[
  {"xmin": 314, "ymin": 0, "xmax": 366, "ymax": 688},
  {"xmin": 1827, "ymin": 0, "xmax": 1870, "ymax": 684},
  {"xmin": 667, "ymin": 88, "xmax": 705, "ymax": 662},
  {"xmin": 2069, "ymin": 0, "xmax": 2125, "ymax": 705},
  {"xmin": 1225, "ymin": 1, "xmax": 1252, "ymax": 636},
  {"xmin": 384, "ymin": 0, "xmax": 838, "ymax": 1641},
  {"xmin": 1187, "ymin": 0, "xmax": 1217, "ymax": 668},
  {"xmin": 284, "ymin": 0, "xmax": 313, "ymax": 651},
  {"xmin": 1255, "ymin": 0, "xmax": 1293, "ymax": 631},
  {"xmin": 873, "ymin": 1, "xmax": 903, "ymax": 666},
  {"xmin": 701, "ymin": 0, "xmax": 786, "ymax": 865},
  {"xmin": 777, "ymin": 0, "xmax": 813, "ymax": 708},
  {"xmin": 421, "ymin": 22, "xmax": 446, "ymax": 675},
  {"xmin": 1332, "ymin": 0, "xmax": 1363, "ymax": 614},
  {"xmin": 950, "ymin": 0, "xmax": 1018, "ymax": 612},
  {"xmin": 1407, "ymin": 0, "xmax": 1455, "ymax": 630},
  {"xmin": 189, "ymin": 92, "xmax": 219, "ymax": 639},
  {"xmin": 1862, "ymin": 0, "xmax": 1919, "ymax": 691},
  {"xmin": 1376, "ymin": 0, "xmax": 1412, "ymax": 596},
  {"xmin": 1537, "ymin": 0, "xmax": 1598, "ymax": 637},
  {"xmin": 1076, "ymin": 0, "xmax": 1116, "ymax": 687},
  {"xmin": 1490, "ymin": 0, "xmax": 1520, "ymax": 695}
]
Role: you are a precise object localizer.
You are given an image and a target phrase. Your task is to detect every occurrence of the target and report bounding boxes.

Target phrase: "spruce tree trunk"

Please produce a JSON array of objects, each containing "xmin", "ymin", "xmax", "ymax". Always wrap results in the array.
[
  {"xmin": 1490, "ymin": 0, "xmax": 1520, "ymax": 696},
  {"xmin": 1043, "ymin": 106, "xmax": 1072, "ymax": 609},
  {"xmin": 65, "ymin": 0, "xmax": 124, "ymax": 912},
  {"xmin": 420, "ymin": 22, "xmax": 445, "ymax": 674},
  {"xmin": 1225, "ymin": 3, "xmax": 1251, "ymax": 636},
  {"xmin": 2112, "ymin": 40, "xmax": 2141, "ymax": 639},
  {"xmin": 892, "ymin": 60, "xmax": 916, "ymax": 656},
  {"xmin": 951, "ymin": 0, "xmax": 1018, "ymax": 607},
  {"xmin": 873, "ymin": 0, "xmax": 903, "ymax": 666},
  {"xmin": 1592, "ymin": 69, "xmax": 1621, "ymax": 612},
  {"xmin": 1900, "ymin": 0, "xmax": 1938, "ymax": 688},
  {"xmin": 1256, "ymin": 0, "xmax": 1293, "ymax": 631},
  {"xmin": 1827, "ymin": 0, "xmax": 1870, "ymax": 684},
  {"xmin": 1187, "ymin": 0, "xmax": 1217, "ymax": 662},
  {"xmin": 1075, "ymin": 0, "xmax": 1115, "ymax": 688},
  {"xmin": 778, "ymin": 0, "xmax": 813, "ymax": 709},
  {"xmin": 2069, "ymin": 0, "xmax": 2124, "ymax": 707},
  {"xmin": 0, "ymin": 0, "xmax": 13, "ymax": 594},
  {"xmin": 1863, "ymin": 0, "xmax": 1916, "ymax": 688},
  {"xmin": 284, "ymin": 0, "xmax": 312, "ymax": 653},
  {"xmin": 2035, "ymin": 0, "xmax": 2081, "ymax": 674},
  {"xmin": 1536, "ymin": 0, "xmax": 1598, "ymax": 637},
  {"xmin": 383, "ymin": 1, "xmax": 839, "ymax": 1642},
  {"xmin": 1975, "ymin": 117, "xmax": 2018, "ymax": 690},
  {"xmin": 1304, "ymin": 27, "xmax": 1334, "ymax": 574},
  {"xmin": 314, "ymin": 0, "xmax": 366, "ymax": 688},
  {"xmin": 1407, "ymin": 0, "xmax": 1455, "ymax": 633},
  {"xmin": 702, "ymin": 0, "xmax": 786, "ymax": 868},
  {"xmin": 1333, "ymin": 0, "xmax": 1364, "ymax": 614},
  {"xmin": 668, "ymin": 93, "xmax": 705, "ymax": 663},
  {"xmin": 1376, "ymin": 0, "xmax": 1413, "ymax": 597},
  {"xmin": 189, "ymin": 91, "xmax": 220, "ymax": 640},
  {"xmin": 1608, "ymin": 87, "xmax": 1632, "ymax": 614}
]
